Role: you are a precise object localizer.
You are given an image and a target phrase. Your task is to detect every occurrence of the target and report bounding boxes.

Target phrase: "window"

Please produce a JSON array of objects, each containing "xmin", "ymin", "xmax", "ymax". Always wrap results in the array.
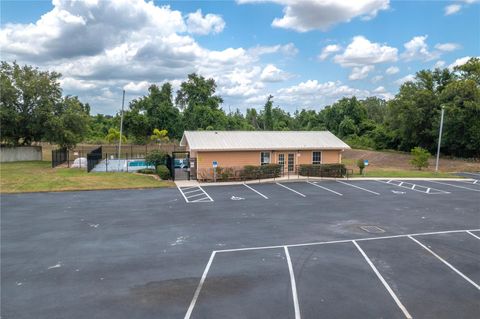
[
  {"xmin": 260, "ymin": 152, "xmax": 270, "ymax": 165},
  {"xmin": 312, "ymin": 151, "xmax": 322, "ymax": 164},
  {"xmin": 278, "ymin": 154, "xmax": 285, "ymax": 170}
]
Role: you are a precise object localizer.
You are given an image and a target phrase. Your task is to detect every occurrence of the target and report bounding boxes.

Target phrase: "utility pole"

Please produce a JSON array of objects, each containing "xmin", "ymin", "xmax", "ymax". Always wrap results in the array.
[
  {"xmin": 435, "ymin": 105, "xmax": 445, "ymax": 172},
  {"xmin": 118, "ymin": 90, "xmax": 125, "ymax": 170}
]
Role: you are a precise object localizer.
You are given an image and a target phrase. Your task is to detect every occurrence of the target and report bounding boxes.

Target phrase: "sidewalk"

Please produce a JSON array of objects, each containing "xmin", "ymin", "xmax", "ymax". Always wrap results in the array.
[{"xmin": 187, "ymin": 175, "xmax": 472, "ymax": 187}]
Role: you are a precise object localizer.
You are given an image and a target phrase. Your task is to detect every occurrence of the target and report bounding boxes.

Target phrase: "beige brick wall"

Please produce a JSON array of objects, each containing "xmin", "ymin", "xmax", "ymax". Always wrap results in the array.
[{"xmin": 193, "ymin": 149, "xmax": 342, "ymax": 179}]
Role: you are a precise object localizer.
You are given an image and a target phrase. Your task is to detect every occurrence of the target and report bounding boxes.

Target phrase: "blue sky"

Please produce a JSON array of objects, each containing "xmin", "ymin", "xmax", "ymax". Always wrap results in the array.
[{"xmin": 1, "ymin": 0, "xmax": 479, "ymax": 115}]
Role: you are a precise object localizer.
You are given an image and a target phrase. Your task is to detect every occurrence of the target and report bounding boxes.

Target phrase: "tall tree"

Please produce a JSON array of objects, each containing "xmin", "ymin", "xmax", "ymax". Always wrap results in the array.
[{"xmin": 263, "ymin": 95, "xmax": 274, "ymax": 130}]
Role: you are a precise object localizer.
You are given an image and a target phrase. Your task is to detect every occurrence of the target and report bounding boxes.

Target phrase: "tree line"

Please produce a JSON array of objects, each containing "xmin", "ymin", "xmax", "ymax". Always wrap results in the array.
[{"xmin": 1, "ymin": 58, "xmax": 479, "ymax": 158}]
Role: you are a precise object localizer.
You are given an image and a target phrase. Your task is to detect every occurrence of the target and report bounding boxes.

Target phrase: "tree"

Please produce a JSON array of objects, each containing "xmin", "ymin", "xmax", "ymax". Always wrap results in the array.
[
  {"xmin": 263, "ymin": 95, "xmax": 274, "ymax": 130},
  {"xmin": 145, "ymin": 150, "xmax": 168, "ymax": 168},
  {"xmin": 410, "ymin": 147, "xmax": 431, "ymax": 170},
  {"xmin": 150, "ymin": 129, "xmax": 169, "ymax": 144},
  {"xmin": 356, "ymin": 159, "xmax": 365, "ymax": 175},
  {"xmin": 105, "ymin": 128, "xmax": 126, "ymax": 143}
]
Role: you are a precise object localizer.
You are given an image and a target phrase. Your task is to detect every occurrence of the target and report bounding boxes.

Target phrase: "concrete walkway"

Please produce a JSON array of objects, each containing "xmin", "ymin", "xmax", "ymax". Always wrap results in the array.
[{"xmin": 181, "ymin": 175, "xmax": 472, "ymax": 187}]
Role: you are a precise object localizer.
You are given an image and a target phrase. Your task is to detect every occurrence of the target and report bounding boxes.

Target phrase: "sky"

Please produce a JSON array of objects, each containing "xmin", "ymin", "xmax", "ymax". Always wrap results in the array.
[{"xmin": 1, "ymin": 0, "xmax": 479, "ymax": 115}]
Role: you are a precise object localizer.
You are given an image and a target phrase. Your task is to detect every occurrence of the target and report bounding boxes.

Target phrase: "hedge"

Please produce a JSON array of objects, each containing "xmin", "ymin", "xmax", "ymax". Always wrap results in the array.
[
  {"xmin": 156, "ymin": 165, "xmax": 170, "ymax": 180},
  {"xmin": 298, "ymin": 164, "xmax": 346, "ymax": 177},
  {"xmin": 241, "ymin": 164, "xmax": 282, "ymax": 180}
]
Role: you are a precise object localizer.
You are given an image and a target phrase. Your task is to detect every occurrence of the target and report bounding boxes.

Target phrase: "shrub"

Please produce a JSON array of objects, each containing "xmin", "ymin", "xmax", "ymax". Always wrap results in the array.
[
  {"xmin": 410, "ymin": 147, "xmax": 430, "ymax": 170},
  {"xmin": 356, "ymin": 159, "xmax": 365, "ymax": 174},
  {"xmin": 145, "ymin": 150, "xmax": 168, "ymax": 168},
  {"xmin": 156, "ymin": 165, "xmax": 170, "ymax": 180},
  {"xmin": 241, "ymin": 164, "xmax": 282, "ymax": 180},
  {"xmin": 137, "ymin": 168, "xmax": 156, "ymax": 174},
  {"xmin": 298, "ymin": 164, "xmax": 346, "ymax": 177}
]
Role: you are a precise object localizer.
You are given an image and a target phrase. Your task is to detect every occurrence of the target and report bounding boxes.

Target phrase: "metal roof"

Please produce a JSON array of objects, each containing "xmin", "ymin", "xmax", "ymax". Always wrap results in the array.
[{"xmin": 180, "ymin": 131, "xmax": 351, "ymax": 151}]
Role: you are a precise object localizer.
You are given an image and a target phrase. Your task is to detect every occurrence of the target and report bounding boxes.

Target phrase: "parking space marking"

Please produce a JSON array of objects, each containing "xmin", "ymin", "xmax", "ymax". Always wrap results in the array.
[
  {"xmin": 284, "ymin": 247, "xmax": 301, "ymax": 319},
  {"xmin": 243, "ymin": 183, "xmax": 269, "ymax": 199},
  {"xmin": 457, "ymin": 179, "xmax": 479, "ymax": 185},
  {"xmin": 307, "ymin": 181, "xmax": 343, "ymax": 196},
  {"xmin": 276, "ymin": 183, "xmax": 306, "ymax": 197},
  {"xmin": 337, "ymin": 181, "xmax": 380, "ymax": 195},
  {"xmin": 214, "ymin": 229, "xmax": 480, "ymax": 253},
  {"xmin": 427, "ymin": 180, "xmax": 480, "ymax": 192},
  {"xmin": 353, "ymin": 241, "xmax": 412, "ymax": 319},
  {"xmin": 466, "ymin": 231, "xmax": 480, "ymax": 240},
  {"xmin": 408, "ymin": 236, "xmax": 480, "ymax": 290},
  {"xmin": 177, "ymin": 186, "xmax": 213, "ymax": 203},
  {"xmin": 184, "ymin": 251, "xmax": 216, "ymax": 319},
  {"xmin": 377, "ymin": 180, "xmax": 450, "ymax": 194}
]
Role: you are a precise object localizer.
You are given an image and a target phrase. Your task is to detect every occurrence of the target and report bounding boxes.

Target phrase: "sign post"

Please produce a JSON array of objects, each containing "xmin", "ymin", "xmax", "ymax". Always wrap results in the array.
[
  {"xmin": 212, "ymin": 161, "xmax": 218, "ymax": 182},
  {"xmin": 363, "ymin": 159, "xmax": 369, "ymax": 176}
]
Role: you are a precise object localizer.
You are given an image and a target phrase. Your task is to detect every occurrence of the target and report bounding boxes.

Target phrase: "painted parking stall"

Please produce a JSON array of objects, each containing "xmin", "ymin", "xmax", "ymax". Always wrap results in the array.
[{"xmin": 186, "ymin": 229, "xmax": 480, "ymax": 319}]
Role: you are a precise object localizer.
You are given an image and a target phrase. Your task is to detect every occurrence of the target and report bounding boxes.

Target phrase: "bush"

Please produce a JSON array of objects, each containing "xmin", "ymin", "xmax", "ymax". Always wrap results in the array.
[
  {"xmin": 156, "ymin": 165, "xmax": 170, "ymax": 180},
  {"xmin": 298, "ymin": 164, "xmax": 346, "ymax": 177},
  {"xmin": 410, "ymin": 147, "xmax": 430, "ymax": 170},
  {"xmin": 241, "ymin": 164, "xmax": 282, "ymax": 180},
  {"xmin": 214, "ymin": 167, "xmax": 235, "ymax": 181},
  {"xmin": 356, "ymin": 159, "xmax": 365, "ymax": 174},
  {"xmin": 137, "ymin": 168, "xmax": 156, "ymax": 174},
  {"xmin": 145, "ymin": 150, "xmax": 168, "ymax": 168}
]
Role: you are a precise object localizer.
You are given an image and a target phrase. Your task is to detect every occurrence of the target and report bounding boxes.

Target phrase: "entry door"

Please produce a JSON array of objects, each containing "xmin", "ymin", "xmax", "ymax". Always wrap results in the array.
[
  {"xmin": 287, "ymin": 153, "xmax": 295, "ymax": 172},
  {"xmin": 278, "ymin": 153, "xmax": 285, "ymax": 172}
]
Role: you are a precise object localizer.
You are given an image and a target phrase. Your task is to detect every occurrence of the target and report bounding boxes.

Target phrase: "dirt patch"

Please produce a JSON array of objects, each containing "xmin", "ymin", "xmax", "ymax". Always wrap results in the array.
[{"xmin": 343, "ymin": 149, "xmax": 480, "ymax": 173}]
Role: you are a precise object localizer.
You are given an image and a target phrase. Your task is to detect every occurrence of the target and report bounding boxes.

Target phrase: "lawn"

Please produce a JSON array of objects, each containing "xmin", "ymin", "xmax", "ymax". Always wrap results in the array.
[{"xmin": 0, "ymin": 161, "xmax": 174, "ymax": 193}]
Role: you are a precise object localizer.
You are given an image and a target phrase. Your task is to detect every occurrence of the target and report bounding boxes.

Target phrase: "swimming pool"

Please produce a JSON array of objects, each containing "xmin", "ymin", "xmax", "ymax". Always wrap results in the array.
[{"xmin": 91, "ymin": 159, "xmax": 154, "ymax": 172}]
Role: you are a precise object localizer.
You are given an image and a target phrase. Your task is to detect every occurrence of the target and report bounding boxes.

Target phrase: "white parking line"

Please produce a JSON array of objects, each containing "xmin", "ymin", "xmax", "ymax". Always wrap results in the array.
[
  {"xmin": 284, "ymin": 247, "xmax": 301, "ymax": 319},
  {"xmin": 427, "ymin": 180, "xmax": 480, "ymax": 192},
  {"xmin": 243, "ymin": 183, "xmax": 269, "ymax": 199},
  {"xmin": 276, "ymin": 183, "xmax": 306, "ymax": 197},
  {"xmin": 184, "ymin": 251, "xmax": 216, "ymax": 319},
  {"xmin": 336, "ymin": 181, "xmax": 380, "ymax": 195},
  {"xmin": 353, "ymin": 241, "xmax": 412, "ymax": 319},
  {"xmin": 409, "ymin": 236, "xmax": 480, "ymax": 290},
  {"xmin": 178, "ymin": 186, "xmax": 214, "ymax": 203},
  {"xmin": 466, "ymin": 231, "xmax": 480, "ymax": 240},
  {"xmin": 214, "ymin": 229, "xmax": 480, "ymax": 253},
  {"xmin": 307, "ymin": 181, "xmax": 343, "ymax": 196},
  {"xmin": 376, "ymin": 180, "xmax": 450, "ymax": 194}
]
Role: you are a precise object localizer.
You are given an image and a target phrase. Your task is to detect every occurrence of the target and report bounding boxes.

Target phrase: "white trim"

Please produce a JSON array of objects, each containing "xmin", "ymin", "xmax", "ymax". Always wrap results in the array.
[
  {"xmin": 353, "ymin": 241, "xmax": 412, "ymax": 319},
  {"xmin": 214, "ymin": 229, "xmax": 480, "ymax": 253},
  {"xmin": 184, "ymin": 251, "xmax": 217, "ymax": 319},
  {"xmin": 337, "ymin": 181, "xmax": 380, "ymax": 195},
  {"xmin": 243, "ymin": 183, "xmax": 269, "ymax": 199},
  {"xmin": 276, "ymin": 183, "xmax": 306, "ymax": 197},
  {"xmin": 284, "ymin": 247, "xmax": 301, "ymax": 319},
  {"xmin": 409, "ymin": 236, "xmax": 480, "ymax": 290},
  {"xmin": 307, "ymin": 181, "xmax": 343, "ymax": 196}
]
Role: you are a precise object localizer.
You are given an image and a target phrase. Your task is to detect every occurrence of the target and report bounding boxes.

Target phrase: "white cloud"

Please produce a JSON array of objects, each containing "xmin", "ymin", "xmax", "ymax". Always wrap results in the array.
[
  {"xmin": 318, "ymin": 44, "xmax": 342, "ymax": 60},
  {"xmin": 371, "ymin": 75, "xmax": 383, "ymax": 83},
  {"xmin": 372, "ymin": 86, "xmax": 394, "ymax": 100},
  {"xmin": 237, "ymin": 0, "xmax": 389, "ymax": 32},
  {"xmin": 123, "ymin": 81, "xmax": 151, "ymax": 93},
  {"xmin": 249, "ymin": 43, "xmax": 298, "ymax": 57},
  {"xmin": 186, "ymin": 9, "xmax": 225, "ymax": 35},
  {"xmin": 385, "ymin": 66, "xmax": 399, "ymax": 75},
  {"xmin": 260, "ymin": 64, "xmax": 291, "ymax": 82},
  {"xmin": 395, "ymin": 74, "xmax": 415, "ymax": 85},
  {"xmin": 333, "ymin": 36, "xmax": 398, "ymax": 67},
  {"xmin": 434, "ymin": 42, "xmax": 461, "ymax": 52},
  {"xmin": 401, "ymin": 35, "xmax": 440, "ymax": 61},
  {"xmin": 448, "ymin": 56, "xmax": 473, "ymax": 70},
  {"xmin": 444, "ymin": 4, "xmax": 462, "ymax": 15},
  {"xmin": 434, "ymin": 60, "xmax": 446, "ymax": 68},
  {"xmin": 349, "ymin": 65, "xmax": 375, "ymax": 80}
]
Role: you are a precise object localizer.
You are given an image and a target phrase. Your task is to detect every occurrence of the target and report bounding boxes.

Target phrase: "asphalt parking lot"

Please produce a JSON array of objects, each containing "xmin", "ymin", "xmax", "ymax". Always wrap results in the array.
[{"xmin": 2, "ymin": 178, "xmax": 479, "ymax": 318}]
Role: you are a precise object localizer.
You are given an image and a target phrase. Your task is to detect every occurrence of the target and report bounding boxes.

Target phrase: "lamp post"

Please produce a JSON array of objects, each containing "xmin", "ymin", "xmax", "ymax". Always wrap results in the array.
[
  {"xmin": 435, "ymin": 105, "xmax": 445, "ymax": 172},
  {"xmin": 117, "ymin": 90, "xmax": 125, "ymax": 171}
]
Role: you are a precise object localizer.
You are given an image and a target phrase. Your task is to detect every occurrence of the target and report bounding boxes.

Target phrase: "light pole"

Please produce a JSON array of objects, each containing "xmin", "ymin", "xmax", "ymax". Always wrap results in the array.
[
  {"xmin": 117, "ymin": 90, "xmax": 125, "ymax": 171},
  {"xmin": 435, "ymin": 105, "xmax": 445, "ymax": 172}
]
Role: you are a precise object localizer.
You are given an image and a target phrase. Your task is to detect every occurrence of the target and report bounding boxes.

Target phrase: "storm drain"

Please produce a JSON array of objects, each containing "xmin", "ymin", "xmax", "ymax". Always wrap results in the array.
[{"xmin": 360, "ymin": 225, "xmax": 386, "ymax": 234}]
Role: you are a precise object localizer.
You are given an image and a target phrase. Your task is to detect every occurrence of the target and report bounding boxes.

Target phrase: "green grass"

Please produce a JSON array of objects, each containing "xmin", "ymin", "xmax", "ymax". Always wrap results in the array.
[
  {"xmin": 1, "ymin": 161, "xmax": 174, "ymax": 193},
  {"xmin": 349, "ymin": 169, "xmax": 458, "ymax": 178}
]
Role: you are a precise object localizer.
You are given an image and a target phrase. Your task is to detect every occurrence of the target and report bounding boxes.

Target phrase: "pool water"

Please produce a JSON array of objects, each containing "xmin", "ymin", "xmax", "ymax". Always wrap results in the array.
[{"xmin": 129, "ymin": 161, "xmax": 148, "ymax": 167}]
